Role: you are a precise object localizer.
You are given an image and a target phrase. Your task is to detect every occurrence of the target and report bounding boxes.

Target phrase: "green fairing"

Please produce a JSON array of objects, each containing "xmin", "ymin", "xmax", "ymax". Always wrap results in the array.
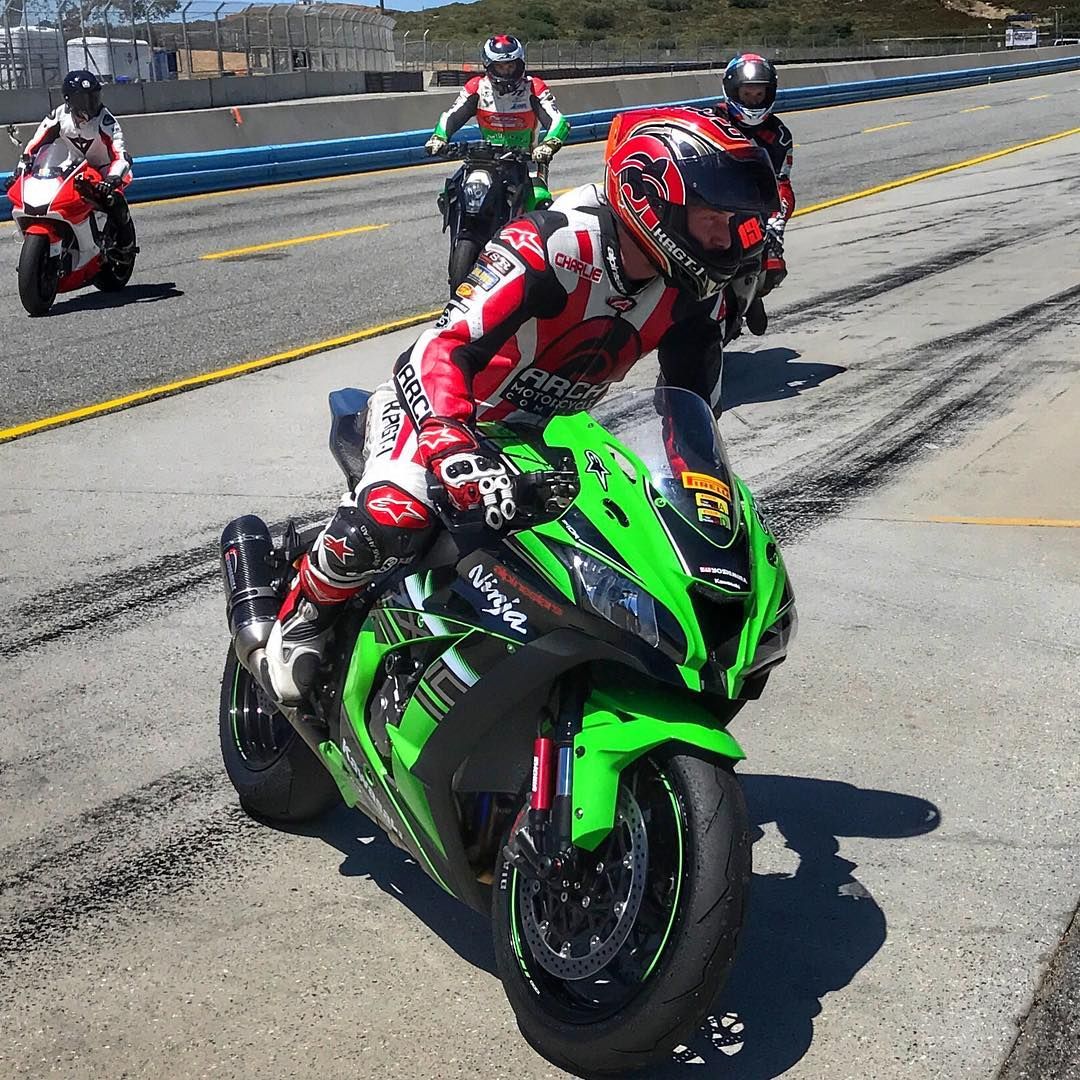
[
  {"xmin": 328, "ymin": 400, "xmax": 789, "ymax": 877},
  {"xmin": 571, "ymin": 686, "xmax": 745, "ymax": 851},
  {"xmin": 727, "ymin": 479, "xmax": 790, "ymax": 697},
  {"xmin": 340, "ymin": 618, "xmax": 460, "ymax": 868}
]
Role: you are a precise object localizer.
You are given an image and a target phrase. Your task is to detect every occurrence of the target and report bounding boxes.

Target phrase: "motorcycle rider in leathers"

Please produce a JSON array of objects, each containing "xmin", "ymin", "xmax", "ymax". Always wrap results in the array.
[
  {"xmin": 424, "ymin": 34, "xmax": 571, "ymax": 209},
  {"xmin": 264, "ymin": 107, "xmax": 780, "ymax": 704},
  {"xmin": 711, "ymin": 54, "xmax": 794, "ymax": 338},
  {"xmin": 11, "ymin": 69, "xmax": 137, "ymax": 264}
]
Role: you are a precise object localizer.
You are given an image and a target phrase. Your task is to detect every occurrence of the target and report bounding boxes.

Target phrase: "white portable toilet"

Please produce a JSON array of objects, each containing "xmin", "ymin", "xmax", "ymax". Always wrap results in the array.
[
  {"xmin": 0, "ymin": 25, "xmax": 67, "ymax": 88},
  {"xmin": 66, "ymin": 35, "xmax": 151, "ymax": 81}
]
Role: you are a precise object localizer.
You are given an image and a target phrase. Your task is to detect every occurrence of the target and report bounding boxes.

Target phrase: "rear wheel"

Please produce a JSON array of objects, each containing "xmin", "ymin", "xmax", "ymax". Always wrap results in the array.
[
  {"xmin": 94, "ymin": 219, "xmax": 137, "ymax": 291},
  {"xmin": 449, "ymin": 237, "xmax": 481, "ymax": 291},
  {"xmin": 493, "ymin": 750, "xmax": 751, "ymax": 1076},
  {"xmin": 218, "ymin": 647, "xmax": 341, "ymax": 823},
  {"xmin": 18, "ymin": 233, "xmax": 58, "ymax": 316}
]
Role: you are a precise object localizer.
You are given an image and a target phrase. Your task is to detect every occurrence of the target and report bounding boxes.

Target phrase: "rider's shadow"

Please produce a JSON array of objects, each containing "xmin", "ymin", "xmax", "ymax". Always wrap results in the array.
[
  {"xmin": 722, "ymin": 347, "xmax": 846, "ymax": 410},
  {"xmin": 651, "ymin": 774, "xmax": 942, "ymax": 1080}
]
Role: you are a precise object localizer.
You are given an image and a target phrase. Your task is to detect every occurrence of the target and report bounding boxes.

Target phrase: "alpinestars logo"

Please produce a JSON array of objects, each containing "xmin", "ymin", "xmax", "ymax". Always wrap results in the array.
[
  {"xmin": 584, "ymin": 449, "xmax": 610, "ymax": 491},
  {"xmin": 322, "ymin": 534, "xmax": 355, "ymax": 562},
  {"xmin": 501, "ymin": 223, "xmax": 546, "ymax": 270},
  {"xmin": 365, "ymin": 485, "xmax": 431, "ymax": 529}
]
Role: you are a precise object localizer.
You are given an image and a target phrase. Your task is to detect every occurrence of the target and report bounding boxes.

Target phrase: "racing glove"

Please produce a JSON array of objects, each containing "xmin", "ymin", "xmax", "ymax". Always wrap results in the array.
[
  {"xmin": 531, "ymin": 139, "xmax": 560, "ymax": 165},
  {"xmin": 417, "ymin": 418, "xmax": 516, "ymax": 530},
  {"xmin": 5, "ymin": 154, "xmax": 30, "ymax": 190},
  {"xmin": 425, "ymin": 134, "xmax": 447, "ymax": 156}
]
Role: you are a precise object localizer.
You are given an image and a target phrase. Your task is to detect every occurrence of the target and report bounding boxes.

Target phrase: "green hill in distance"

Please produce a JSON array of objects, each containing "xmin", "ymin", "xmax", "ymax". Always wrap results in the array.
[{"xmin": 389, "ymin": 0, "xmax": 1080, "ymax": 48}]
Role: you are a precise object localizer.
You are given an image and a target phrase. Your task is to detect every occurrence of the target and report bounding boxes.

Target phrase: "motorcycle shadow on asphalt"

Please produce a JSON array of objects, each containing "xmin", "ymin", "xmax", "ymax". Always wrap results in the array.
[
  {"xmin": 721, "ymin": 347, "xmax": 846, "ymax": 411},
  {"xmin": 299, "ymin": 774, "xmax": 940, "ymax": 1080},
  {"xmin": 649, "ymin": 774, "xmax": 942, "ymax": 1080},
  {"xmin": 46, "ymin": 281, "xmax": 185, "ymax": 315},
  {"xmin": 310, "ymin": 805, "xmax": 498, "ymax": 974}
]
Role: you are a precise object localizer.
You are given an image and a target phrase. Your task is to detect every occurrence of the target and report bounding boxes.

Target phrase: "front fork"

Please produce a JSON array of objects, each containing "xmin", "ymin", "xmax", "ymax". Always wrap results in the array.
[{"xmin": 505, "ymin": 673, "xmax": 586, "ymax": 877}]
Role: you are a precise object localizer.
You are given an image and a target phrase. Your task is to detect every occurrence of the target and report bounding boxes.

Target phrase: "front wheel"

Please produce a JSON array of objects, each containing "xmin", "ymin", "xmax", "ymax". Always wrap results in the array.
[
  {"xmin": 218, "ymin": 647, "xmax": 342, "ymax": 824},
  {"xmin": 448, "ymin": 237, "xmax": 481, "ymax": 292},
  {"xmin": 493, "ymin": 750, "xmax": 751, "ymax": 1076},
  {"xmin": 18, "ymin": 232, "xmax": 59, "ymax": 316}
]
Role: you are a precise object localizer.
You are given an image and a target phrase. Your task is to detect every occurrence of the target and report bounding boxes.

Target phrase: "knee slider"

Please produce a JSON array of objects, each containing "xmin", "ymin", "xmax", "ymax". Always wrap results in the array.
[{"xmin": 313, "ymin": 504, "xmax": 387, "ymax": 582}]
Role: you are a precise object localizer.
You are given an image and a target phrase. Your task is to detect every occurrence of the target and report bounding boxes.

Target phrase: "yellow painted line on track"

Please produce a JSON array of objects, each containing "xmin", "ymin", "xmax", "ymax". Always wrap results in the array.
[
  {"xmin": 7, "ymin": 123, "xmax": 1080, "ymax": 446},
  {"xmin": 962, "ymin": 105, "xmax": 992, "ymax": 113},
  {"xmin": 922, "ymin": 516, "xmax": 1080, "ymax": 528},
  {"xmin": 0, "ymin": 309, "xmax": 442, "ymax": 445},
  {"xmin": 793, "ymin": 124, "xmax": 1080, "ymax": 218},
  {"xmin": 863, "ymin": 121, "xmax": 913, "ymax": 133},
  {"xmin": 201, "ymin": 222, "xmax": 387, "ymax": 260},
  {"xmin": 1029, "ymin": 94, "xmax": 1052, "ymax": 100}
]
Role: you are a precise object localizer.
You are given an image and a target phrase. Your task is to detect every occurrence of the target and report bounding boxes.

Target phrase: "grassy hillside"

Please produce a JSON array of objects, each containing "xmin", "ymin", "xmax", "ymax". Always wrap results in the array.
[{"xmin": 389, "ymin": 0, "xmax": 1080, "ymax": 46}]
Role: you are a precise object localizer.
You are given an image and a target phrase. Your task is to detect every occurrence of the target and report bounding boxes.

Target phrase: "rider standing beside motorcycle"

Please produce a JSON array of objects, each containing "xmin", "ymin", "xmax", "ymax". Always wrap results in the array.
[
  {"xmin": 424, "ymin": 35, "xmax": 570, "ymax": 208},
  {"xmin": 712, "ymin": 54, "xmax": 794, "ymax": 336},
  {"xmin": 264, "ymin": 107, "xmax": 779, "ymax": 704},
  {"xmin": 13, "ymin": 70, "xmax": 136, "ymax": 263}
]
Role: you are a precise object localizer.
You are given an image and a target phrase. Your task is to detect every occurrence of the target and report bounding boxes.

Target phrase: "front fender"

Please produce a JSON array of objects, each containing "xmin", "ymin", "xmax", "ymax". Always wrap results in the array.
[{"xmin": 571, "ymin": 684, "xmax": 745, "ymax": 851}]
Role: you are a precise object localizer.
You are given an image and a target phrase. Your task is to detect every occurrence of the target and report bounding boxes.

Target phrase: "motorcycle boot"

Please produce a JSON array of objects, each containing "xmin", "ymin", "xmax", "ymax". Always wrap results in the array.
[
  {"xmin": 745, "ymin": 296, "xmax": 768, "ymax": 336},
  {"xmin": 103, "ymin": 192, "xmax": 137, "ymax": 265},
  {"xmin": 263, "ymin": 553, "xmax": 361, "ymax": 705}
]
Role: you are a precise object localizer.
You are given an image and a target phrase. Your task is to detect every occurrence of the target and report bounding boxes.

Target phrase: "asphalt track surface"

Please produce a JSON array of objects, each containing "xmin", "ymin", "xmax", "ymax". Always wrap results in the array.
[
  {"xmin": 2, "ymin": 71, "xmax": 1080, "ymax": 1080},
  {"xmin": 3, "ymin": 68, "xmax": 1080, "ymax": 431}
]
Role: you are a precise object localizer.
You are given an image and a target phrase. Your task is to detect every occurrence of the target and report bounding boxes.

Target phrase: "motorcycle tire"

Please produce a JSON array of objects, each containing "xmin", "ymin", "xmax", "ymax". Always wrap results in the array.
[
  {"xmin": 93, "ymin": 256, "xmax": 135, "ymax": 292},
  {"xmin": 448, "ymin": 237, "xmax": 481, "ymax": 292},
  {"xmin": 18, "ymin": 232, "xmax": 58, "ymax": 316},
  {"xmin": 493, "ymin": 749, "xmax": 751, "ymax": 1076},
  {"xmin": 218, "ymin": 646, "xmax": 342, "ymax": 824},
  {"xmin": 94, "ymin": 221, "xmax": 137, "ymax": 292}
]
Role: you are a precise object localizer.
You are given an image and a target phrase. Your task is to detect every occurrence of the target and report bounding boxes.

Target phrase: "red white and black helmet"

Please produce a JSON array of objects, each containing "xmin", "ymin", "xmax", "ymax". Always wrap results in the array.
[
  {"xmin": 604, "ymin": 108, "xmax": 780, "ymax": 301},
  {"xmin": 482, "ymin": 34, "xmax": 526, "ymax": 93},
  {"xmin": 722, "ymin": 53, "xmax": 778, "ymax": 126}
]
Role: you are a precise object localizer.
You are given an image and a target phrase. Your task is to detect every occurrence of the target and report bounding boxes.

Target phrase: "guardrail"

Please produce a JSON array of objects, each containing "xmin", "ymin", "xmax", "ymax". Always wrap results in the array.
[{"xmin": 6, "ymin": 51, "xmax": 1080, "ymax": 216}]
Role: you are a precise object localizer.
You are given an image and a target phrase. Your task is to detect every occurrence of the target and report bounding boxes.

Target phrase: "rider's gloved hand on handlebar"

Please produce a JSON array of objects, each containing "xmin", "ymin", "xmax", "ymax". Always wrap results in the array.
[
  {"xmin": 532, "ymin": 139, "xmax": 560, "ymax": 165},
  {"xmin": 425, "ymin": 134, "xmax": 447, "ymax": 156},
  {"xmin": 417, "ymin": 418, "xmax": 517, "ymax": 530},
  {"xmin": 97, "ymin": 175, "xmax": 122, "ymax": 193},
  {"xmin": 5, "ymin": 154, "xmax": 31, "ymax": 190}
]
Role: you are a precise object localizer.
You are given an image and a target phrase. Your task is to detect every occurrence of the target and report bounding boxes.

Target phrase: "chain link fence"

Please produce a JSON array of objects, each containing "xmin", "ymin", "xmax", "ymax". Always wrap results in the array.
[
  {"xmin": 0, "ymin": 0, "xmax": 394, "ymax": 90},
  {"xmin": 399, "ymin": 32, "xmax": 1078, "ymax": 74}
]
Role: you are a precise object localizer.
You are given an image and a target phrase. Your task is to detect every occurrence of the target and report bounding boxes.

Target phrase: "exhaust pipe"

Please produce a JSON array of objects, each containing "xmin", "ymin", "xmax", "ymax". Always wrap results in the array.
[{"xmin": 220, "ymin": 515, "xmax": 281, "ymax": 675}]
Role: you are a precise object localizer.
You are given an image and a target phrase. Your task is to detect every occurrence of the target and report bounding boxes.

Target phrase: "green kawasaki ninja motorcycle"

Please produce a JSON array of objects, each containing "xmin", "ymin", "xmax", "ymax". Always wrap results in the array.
[{"xmin": 217, "ymin": 384, "xmax": 796, "ymax": 1076}]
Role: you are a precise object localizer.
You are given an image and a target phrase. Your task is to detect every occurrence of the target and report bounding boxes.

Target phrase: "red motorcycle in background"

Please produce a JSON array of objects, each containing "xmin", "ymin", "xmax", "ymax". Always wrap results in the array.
[{"xmin": 7, "ymin": 142, "xmax": 137, "ymax": 316}]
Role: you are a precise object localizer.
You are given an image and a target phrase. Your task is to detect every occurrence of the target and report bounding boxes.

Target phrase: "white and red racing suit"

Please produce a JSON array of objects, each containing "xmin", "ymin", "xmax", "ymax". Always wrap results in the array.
[
  {"xmin": 433, "ymin": 73, "xmax": 571, "ymax": 151},
  {"xmin": 291, "ymin": 184, "xmax": 727, "ymax": 602},
  {"xmin": 24, "ymin": 103, "xmax": 132, "ymax": 184},
  {"xmin": 267, "ymin": 183, "xmax": 733, "ymax": 700}
]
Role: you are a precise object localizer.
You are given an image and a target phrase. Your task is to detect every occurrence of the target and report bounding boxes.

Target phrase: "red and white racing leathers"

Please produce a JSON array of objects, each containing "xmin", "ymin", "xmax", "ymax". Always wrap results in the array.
[
  {"xmin": 433, "ymin": 73, "xmax": 570, "ymax": 149},
  {"xmin": 268, "ymin": 184, "xmax": 731, "ymax": 701},
  {"xmin": 372, "ymin": 183, "xmax": 727, "ymax": 502},
  {"xmin": 25, "ymin": 104, "xmax": 132, "ymax": 182}
]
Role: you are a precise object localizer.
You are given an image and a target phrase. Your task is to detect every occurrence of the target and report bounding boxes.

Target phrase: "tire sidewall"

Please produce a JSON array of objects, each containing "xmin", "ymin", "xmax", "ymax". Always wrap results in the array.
[
  {"xmin": 492, "ymin": 749, "xmax": 751, "ymax": 1075},
  {"xmin": 218, "ymin": 646, "xmax": 341, "ymax": 824}
]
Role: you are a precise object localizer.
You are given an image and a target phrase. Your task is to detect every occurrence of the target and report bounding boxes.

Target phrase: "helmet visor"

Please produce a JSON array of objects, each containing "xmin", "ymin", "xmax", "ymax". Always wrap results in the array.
[
  {"xmin": 679, "ymin": 146, "xmax": 780, "ymax": 216},
  {"xmin": 67, "ymin": 87, "xmax": 101, "ymax": 120},
  {"xmin": 488, "ymin": 59, "xmax": 524, "ymax": 82}
]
